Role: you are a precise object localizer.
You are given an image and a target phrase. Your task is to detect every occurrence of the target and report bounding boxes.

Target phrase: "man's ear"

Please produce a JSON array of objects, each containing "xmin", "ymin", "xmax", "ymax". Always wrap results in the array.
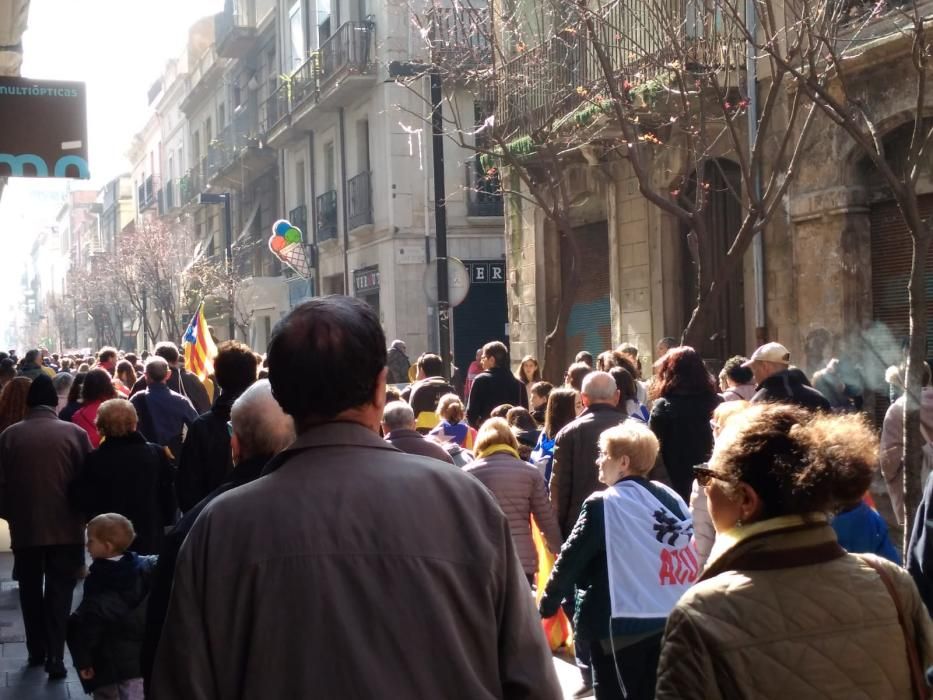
[
  {"xmin": 231, "ymin": 433, "xmax": 241, "ymax": 464},
  {"xmin": 165, "ymin": 368, "xmax": 173, "ymax": 383},
  {"xmin": 372, "ymin": 366, "xmax": 388, "ymax": 412}
]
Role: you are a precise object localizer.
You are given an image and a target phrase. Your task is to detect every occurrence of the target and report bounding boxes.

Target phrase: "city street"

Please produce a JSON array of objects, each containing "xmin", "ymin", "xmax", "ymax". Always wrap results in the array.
[{"xmin": 0, "ymin": 519, "xmax": 582, "ymax": 699}]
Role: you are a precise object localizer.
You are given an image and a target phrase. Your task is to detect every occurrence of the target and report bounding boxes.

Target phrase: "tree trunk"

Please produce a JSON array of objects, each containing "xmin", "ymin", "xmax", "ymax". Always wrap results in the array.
[{"xmin": 903, "ymin": 229, "xmax": 931, "ymax": 548}]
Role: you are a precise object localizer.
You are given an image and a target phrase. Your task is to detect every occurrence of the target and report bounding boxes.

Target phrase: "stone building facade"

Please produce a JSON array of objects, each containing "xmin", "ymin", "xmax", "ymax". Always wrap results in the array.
[{"xmin": 501, "ymin": 4, "xmax": 929, "ymax": 402}]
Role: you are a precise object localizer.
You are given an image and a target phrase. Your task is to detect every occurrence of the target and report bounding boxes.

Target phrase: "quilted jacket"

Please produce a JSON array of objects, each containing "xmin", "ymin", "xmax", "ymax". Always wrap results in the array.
[
  {"xmin": 465, "ymin": 451, "xmax": 562, "ymax": 574},
  {"xmin": 656, "ymin": 515, "xmax": 933, "ymax": 700}
]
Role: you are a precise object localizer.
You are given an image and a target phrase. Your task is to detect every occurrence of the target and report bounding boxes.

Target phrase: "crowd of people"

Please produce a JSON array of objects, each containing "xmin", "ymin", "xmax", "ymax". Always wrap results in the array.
[{"xmin": 0, "ymin": 302, "xmax": 930, "ymax": 699}]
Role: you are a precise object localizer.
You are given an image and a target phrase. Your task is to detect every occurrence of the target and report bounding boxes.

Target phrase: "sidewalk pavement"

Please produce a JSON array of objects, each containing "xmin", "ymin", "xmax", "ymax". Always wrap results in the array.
[{"xmin": 0, "ymin": 550, "xmax": 85, "ymax": 699}]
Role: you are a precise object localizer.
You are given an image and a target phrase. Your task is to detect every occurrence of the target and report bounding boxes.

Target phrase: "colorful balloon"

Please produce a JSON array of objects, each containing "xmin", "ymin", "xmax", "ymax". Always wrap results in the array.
[
  {"xmin": 284, "ymin": 227, "xmax": 302, "ymax": 244},
  {"xmin": 269, "ymin": 235, "xmax": 286, "ymax": 253},
  {"xmin": 273, "ymin": 219, "xmax": 291, "ymax": 236}
]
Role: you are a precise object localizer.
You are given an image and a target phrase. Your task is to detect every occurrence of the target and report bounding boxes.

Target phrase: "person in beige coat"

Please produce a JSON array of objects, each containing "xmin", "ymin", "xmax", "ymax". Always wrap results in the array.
[
  {"xmin": 657, "ymin": 403, "xmax": 933, "ymax": 700},
  {"xmin": 464, "ymin": 418, "xmax": 562, "ymax": 582},
  {"xmin": 880, "ymin": 362, "xmax": 933, "ymax": 524}
]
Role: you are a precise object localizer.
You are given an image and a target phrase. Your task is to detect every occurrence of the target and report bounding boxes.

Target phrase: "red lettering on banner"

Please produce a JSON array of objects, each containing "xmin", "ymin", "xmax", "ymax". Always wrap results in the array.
[{"xmin": 658, "ymin": 545, "xmax": 700, "ymax": 585}]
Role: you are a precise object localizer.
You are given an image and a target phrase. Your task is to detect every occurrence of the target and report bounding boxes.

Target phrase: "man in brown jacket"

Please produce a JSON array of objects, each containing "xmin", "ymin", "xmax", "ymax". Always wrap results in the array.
[
  {"xmin": 0, "ymin": 374, "xmax": 91, "ymax": 680},
  {"xmin": 151, "ymin": 296, "xmax": 561, "ymax": 699}
]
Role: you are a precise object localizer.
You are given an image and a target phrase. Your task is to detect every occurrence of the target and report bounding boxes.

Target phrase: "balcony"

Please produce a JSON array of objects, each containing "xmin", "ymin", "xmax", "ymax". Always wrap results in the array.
[
  {"xmin": 180, "ymin": 46, "xmax": 225, "ymax": 115},
  {"xmin": 496, "ymin": 1, "xmax": 743, "ymax": 137},
  {"xmin": 214, "ymin": 2, "xmax": 257, "ymax": 59},
  {"xmin": 289, "ymin": 204, "xmax": 308, "ymax": 237},
  {"xmin": 179, "ymin": 169, "xmax": 201, "ymax": 205},
  {"xmin": 316, "ymin": 190, "xmax": 338, "ymax": 242},
  {"xmin": 347, "ymin": 172, "xmax": 372, "ymax": 230},
  {"xmin": 430, "ymin": 7, "xmax": 492, "ymax": 73},
  {"xmin": 319, "ymin": 21, "xmax": 375, "ymax": 86},
  {"xmin": 206, "ymin": 107, "xmax": 275, "ymax": 186},
  {"xmin": 260, "ymin": 83, "xmax": 289, "ymax": 138},
  {"xmin": 137, "ymin": 175, "xmax": 158, "ymax": 212}
]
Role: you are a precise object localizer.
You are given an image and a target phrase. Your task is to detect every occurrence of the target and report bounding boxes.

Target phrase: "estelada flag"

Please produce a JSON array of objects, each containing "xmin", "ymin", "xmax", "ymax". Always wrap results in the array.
[
  {"xmin": 533, "ymin": 519, "xmax": 573, "ymax": 653},
  {"xmin": 182, "ymin": 302, "xmax": 217, "ymax": 382}
]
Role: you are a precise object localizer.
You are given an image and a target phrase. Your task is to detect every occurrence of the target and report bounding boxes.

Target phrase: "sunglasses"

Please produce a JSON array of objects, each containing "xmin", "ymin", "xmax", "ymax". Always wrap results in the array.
[{"xmin": 693, "ymin": 463, "xmax": 730, "ymax": 488}]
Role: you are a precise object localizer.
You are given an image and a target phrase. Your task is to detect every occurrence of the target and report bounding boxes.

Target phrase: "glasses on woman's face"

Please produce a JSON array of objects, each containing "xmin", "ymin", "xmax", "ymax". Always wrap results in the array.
[
  {"xmin": 693, "ymin": 463, "xmax": 730, "ymax": 488},
  {"xmin": 227, "ymin": 421, "xmax": 234, "ymax": 438}
]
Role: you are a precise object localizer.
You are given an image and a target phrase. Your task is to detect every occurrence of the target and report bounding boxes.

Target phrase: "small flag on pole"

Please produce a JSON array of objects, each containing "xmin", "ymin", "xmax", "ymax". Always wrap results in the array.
[{"xmin": 183, "ymin": 301, "xmax": 217, "ymax": 381}]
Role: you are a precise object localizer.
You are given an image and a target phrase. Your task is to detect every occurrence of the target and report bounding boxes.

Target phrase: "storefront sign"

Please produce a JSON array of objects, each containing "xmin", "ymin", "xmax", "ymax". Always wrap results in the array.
[
  {"xmin": 465, "ymin": 261, "xmax": 505, "ymax": 284},
  {"xmin": 0, "ymin": 76, "xmax": 89, "ymax": 179},
  {"xmin": 354, "ymin": 266, "xmax": 380, "ymax": 294}
]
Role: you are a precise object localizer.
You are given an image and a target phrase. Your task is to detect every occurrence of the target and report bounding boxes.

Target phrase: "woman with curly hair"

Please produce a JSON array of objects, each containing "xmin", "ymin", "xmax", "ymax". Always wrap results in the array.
[
  {"xmin": 656, "ymin": 404, "xmax": 933, "ymax": 700},
  {"xmin": 0, "ymin": 377, "xmax": 32, "ymax": 434},
  {"xmin": 648, "ymin": 346, "xmax": 721, "ymax": 500}
]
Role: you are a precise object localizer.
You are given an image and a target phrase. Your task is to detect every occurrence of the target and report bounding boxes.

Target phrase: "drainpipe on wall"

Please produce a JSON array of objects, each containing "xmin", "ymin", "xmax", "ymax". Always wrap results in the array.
[
  {"xmin": 747, "ymin": 0, "xmax": 767, "ymax": 344},
  {"xmin": 308, "ymin": 129, "xmax": 320, "ymax": 296},
  {"xmin": 339, "ymin": 107, "xmax": 350, "ymax": 291}
]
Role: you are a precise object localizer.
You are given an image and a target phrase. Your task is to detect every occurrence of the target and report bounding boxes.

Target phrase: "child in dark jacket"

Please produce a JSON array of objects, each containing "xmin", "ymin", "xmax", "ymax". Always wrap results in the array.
[{"xmin": 67, "ymin": 513, "xmax": 156, "ymax": 700}]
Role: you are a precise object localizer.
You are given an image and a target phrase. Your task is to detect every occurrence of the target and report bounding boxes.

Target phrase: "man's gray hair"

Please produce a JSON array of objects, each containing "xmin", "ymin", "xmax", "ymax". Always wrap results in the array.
[
  {"xmin": 382, "ymin": 400, "xmax": 415, "ymax": 432},
  {"xmin": 582, "ymin": 371, "xmax": 618, "ymax": 403},
  {"xmin": 145, "ymin": 356, "xmax": 170, "ymax": 383},
  {"xmin": 52, "ymin": 372, "xmax": 74, "ymax": 393},
  {"xmin": 231, "ymin": 379, "xmax": 296, "ymax": 460}
]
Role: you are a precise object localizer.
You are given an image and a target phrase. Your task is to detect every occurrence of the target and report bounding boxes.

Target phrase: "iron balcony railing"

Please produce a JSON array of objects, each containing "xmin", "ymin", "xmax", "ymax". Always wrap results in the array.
[
  {"xmin": 137, "ymin": 175, "xmax": 158, "ymax": 211},
  {"xmin": 317, "ymin": 190, "xmax": 338, "ymax": 241},
  {"xmin": 430, "ymin": 7, "xmax": 492, "ymax": 69},
  {"xmin": 291, "ymin": 54, "xmax": 319, "ymax": 108},
  {"xmin": 260, "ymin": 83, "xmax": 289, "ymax": 134},
  {"xmin": 289, "ymin": 204, "xmax": 308, "ymax": 237},
  {"xmin": 347, "ymin": 171, "xmax": 372, "ymax": 230},
  {"xmin": 208, "ymin": 108, "xmax": 262, "ymax": 175},
  {"xmin": 214, "ymin": 2, "xmax": 256, "ymax": 51},
  {"xmin": 496, "ymin": 0, "xmax": 743, "ymax": 135},
  {"xmin": 319, "ymin": 21, "xmax": 375, "ymax": 85},
  {"xmin": 180, "ymin": 168, "xmax": 200, "ymax": 204}
]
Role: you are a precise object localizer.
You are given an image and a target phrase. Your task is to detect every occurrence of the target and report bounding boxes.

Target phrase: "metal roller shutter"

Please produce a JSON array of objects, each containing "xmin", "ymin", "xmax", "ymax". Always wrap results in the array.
[
  {"xmin": 870, "ymin": 196, "xmax": 933, "ymax": 423},
  {"xmin": 562, "ymin": 221, "xmax": 612, "ymax": 361}
]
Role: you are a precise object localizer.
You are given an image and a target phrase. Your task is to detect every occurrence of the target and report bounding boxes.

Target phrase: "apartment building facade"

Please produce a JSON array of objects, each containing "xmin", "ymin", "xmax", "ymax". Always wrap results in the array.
[{"xmin": 263, "ymin": 0, "xmax": 508, "ymax": 366}]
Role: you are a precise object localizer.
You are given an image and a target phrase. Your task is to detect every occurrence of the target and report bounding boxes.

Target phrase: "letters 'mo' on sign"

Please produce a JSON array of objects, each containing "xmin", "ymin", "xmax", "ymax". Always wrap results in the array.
[{"xmin": 0, "ymin": 77, "xmax": 89, "ymax": 179}]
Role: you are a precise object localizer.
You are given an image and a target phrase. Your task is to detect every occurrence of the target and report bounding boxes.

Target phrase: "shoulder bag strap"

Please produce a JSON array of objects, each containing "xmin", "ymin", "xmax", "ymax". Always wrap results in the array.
[{"xmin": 861, "ymin": 556, "xmax": 929, "ymax": 700}]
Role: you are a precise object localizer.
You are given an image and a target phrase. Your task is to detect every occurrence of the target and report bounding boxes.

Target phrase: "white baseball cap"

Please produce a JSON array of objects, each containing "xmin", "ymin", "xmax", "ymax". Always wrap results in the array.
[{"xmin": 742, "ymin": 342, "xmax": 791, "ymax": 367}]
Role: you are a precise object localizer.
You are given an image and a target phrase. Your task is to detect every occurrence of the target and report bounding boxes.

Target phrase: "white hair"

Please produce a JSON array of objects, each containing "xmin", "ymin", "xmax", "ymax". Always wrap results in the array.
[
  {"xmin": 382, "ymin": 400, "xmax": 415, "ymax": 432},
  {"xmin": 231, "ymin": 379, "xmax": 296, "ymax": 459},
  {"xmin": 582, "ymin": 371, "xmax": 617, "ymax": 403}
]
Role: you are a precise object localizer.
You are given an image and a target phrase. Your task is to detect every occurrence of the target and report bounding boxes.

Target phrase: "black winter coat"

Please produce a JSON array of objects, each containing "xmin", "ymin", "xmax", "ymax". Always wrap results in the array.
[
  {"xmin": 176, "ymin": 391, "xmax": 239, "ymax": 512},
  {"xmin": 549, "ymin": 403, "xmax": 625, "ymax": 538},
  {"xmin": 649, "ymin": 392, "xmax": 721, "ymax": 501},
  {"xmin": 71, "ymin": 433, "xmax": 176, "ymax": 554},
  {"xmin": 466, "ymin": 366, "xmax": 528, "ymax": 428},
  {"xmin": 67, "ymin": 552, "xmax": 157, "ymax": 692},
  {"xmin": 751, "ymin": 369, "xmax": 832, "ymax": 412}
]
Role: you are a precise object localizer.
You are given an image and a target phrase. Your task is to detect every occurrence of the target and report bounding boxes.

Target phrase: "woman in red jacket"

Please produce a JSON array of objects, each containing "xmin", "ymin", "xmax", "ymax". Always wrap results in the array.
[{"xmin": 70, "ymin": 369, "xmax": 117, "ymax": 448}]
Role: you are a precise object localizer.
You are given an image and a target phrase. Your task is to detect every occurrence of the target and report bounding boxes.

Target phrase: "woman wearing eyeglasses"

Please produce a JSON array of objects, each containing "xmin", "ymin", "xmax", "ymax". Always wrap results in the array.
[
  {"xmin": 539, "ymin": 422, "xmax": 696, "ymax": 700},
  {"xmin": 656, "ymin": 403, "xmax": 933, "ymax": 700}
]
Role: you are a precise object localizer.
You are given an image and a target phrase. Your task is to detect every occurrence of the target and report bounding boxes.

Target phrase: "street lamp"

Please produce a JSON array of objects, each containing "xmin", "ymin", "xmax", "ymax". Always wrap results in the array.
[
  {"xmin": 389, "ymin": 39, "xmax": 452, "ymax": 380},
  {"xmin": 198, "ymin": 192, "xmax": 235, "ymax": 340}
]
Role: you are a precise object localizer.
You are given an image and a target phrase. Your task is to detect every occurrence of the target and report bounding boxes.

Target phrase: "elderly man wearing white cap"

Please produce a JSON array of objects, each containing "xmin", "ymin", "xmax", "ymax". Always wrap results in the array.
[{"xmin": 744, "ymin": 342, "xmax": 831, "ymax": 411}]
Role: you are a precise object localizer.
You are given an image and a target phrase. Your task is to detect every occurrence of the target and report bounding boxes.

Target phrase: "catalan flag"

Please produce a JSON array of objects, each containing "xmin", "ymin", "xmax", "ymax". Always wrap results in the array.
[{"xmin": 182, "ymin": 302, "xmax": 217, "ymax": 382}]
